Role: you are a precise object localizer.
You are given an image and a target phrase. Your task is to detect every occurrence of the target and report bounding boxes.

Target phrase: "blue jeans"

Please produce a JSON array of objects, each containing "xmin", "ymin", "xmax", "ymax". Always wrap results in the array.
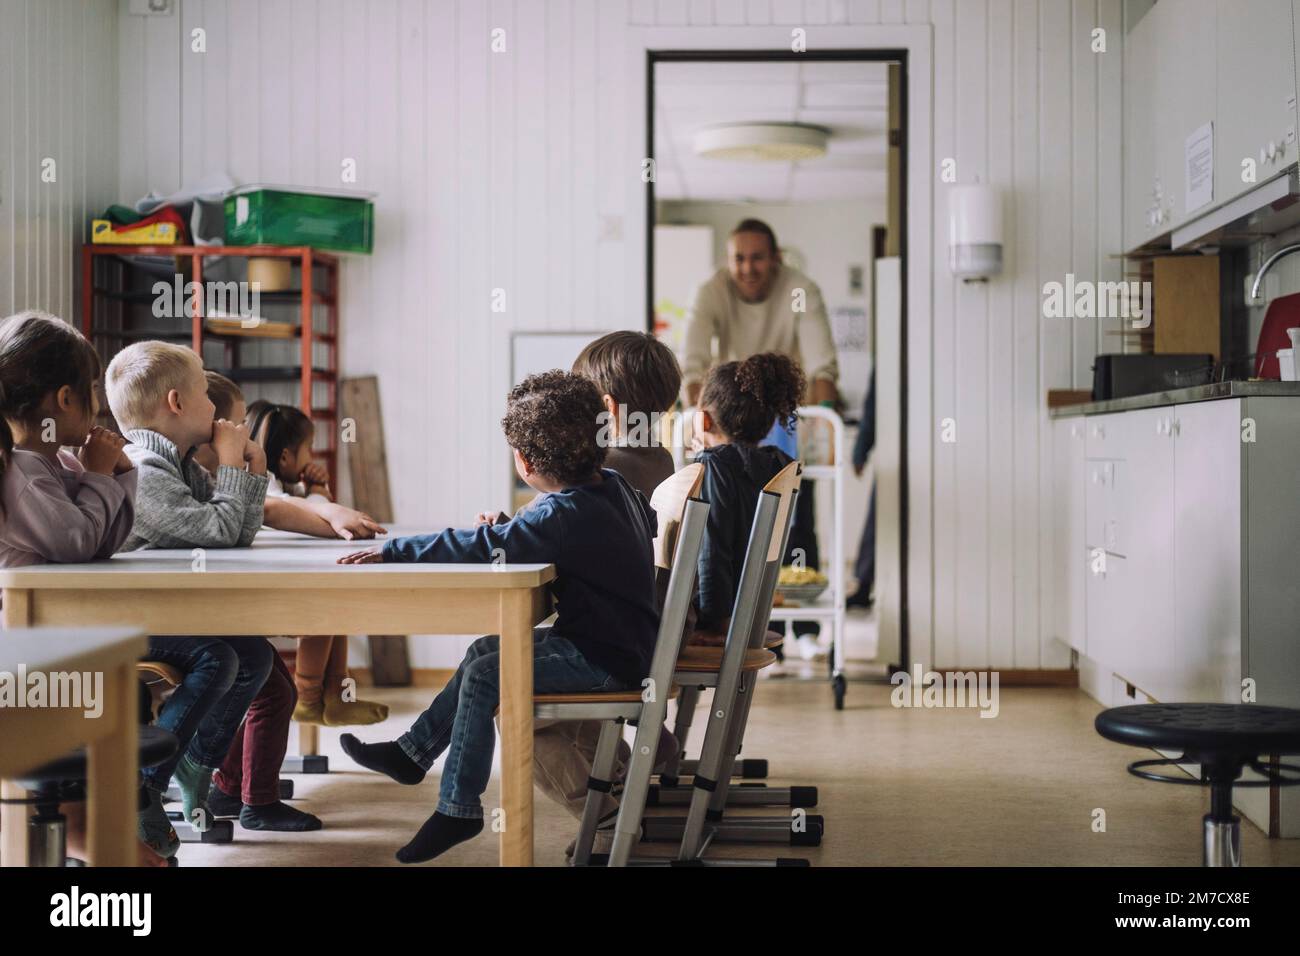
[
  {"xmin": 398, "ymin": 631, "xmax": 625, "ymax": 819},
  {"xmin": 141, "ymin": 636, "xmax": 273, "ymax": 790}
]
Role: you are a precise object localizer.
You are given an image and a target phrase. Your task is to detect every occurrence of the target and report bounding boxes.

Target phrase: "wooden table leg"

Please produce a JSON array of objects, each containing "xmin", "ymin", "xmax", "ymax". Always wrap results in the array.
[
  {"xmin": 497, "ymin": 590, "xmax": 534, "ymax": 867},
  {"xmin": 298, "ymin": 722, "xmax": 319, "ymax": 756},
  {"xmin": 0, "ymin": 780, "xmax": 30, "ymax": 867},
  {"xmin": 1, "ymin": 588, "xmax": 34, "ymax": 866},
  {"xmin": 85, "ymin": 662, "xmax": 138, "ymax": 866}
]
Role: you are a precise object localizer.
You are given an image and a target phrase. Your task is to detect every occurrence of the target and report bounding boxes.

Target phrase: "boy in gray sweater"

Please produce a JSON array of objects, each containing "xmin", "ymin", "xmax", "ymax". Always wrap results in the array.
[{"xmin": 105, "ymin": 341, "xmax": 286, "ymax": 850}]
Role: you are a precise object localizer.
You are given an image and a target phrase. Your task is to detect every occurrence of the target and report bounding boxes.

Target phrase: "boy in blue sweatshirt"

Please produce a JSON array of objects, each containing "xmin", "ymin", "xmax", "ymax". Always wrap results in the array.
[{"xmin": 337, "ymin": 370, "xmax": 659, "ymax": 862}]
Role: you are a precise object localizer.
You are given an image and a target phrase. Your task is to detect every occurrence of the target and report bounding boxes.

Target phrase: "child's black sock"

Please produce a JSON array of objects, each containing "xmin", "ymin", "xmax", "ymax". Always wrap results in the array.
[
  {"xmin": 396, "ymin": 812, "xmax": 483, "ymax": 863},
  {"xmin": 205, "ymin": 785, "xmax": 243, "ymax": 817},
  {"xmin": 340, "ymin": 733, "xmax": 425, "ymax": 785},
  {"xmin": 239, "ymin": 801, "xmax": 322, "ymax": 832}
]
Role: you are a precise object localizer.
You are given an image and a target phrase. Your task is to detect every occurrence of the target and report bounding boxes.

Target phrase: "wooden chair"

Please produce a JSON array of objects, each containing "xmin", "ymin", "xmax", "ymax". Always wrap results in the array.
[{"xmin": 542, "ymin": 464, "xmax": 709, "ymax": 866}]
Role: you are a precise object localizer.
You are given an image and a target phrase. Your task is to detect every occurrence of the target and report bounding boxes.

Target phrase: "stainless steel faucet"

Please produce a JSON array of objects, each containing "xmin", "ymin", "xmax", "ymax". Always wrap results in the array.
[{"xmin": 1250, "ymin": 242, "xmax": 1300, "ymax": 301}]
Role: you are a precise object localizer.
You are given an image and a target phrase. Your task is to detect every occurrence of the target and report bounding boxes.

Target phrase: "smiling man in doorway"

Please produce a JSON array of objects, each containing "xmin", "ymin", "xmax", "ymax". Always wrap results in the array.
[{"xmin": 681, "ymin": 218, "xmax": 840, "ymax": 663}]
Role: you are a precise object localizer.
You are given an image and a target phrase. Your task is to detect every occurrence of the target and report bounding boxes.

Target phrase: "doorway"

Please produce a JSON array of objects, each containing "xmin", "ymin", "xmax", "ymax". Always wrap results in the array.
[{"xmin": 644, "ymin": 49, "xmax": 909, "ymax": 690}]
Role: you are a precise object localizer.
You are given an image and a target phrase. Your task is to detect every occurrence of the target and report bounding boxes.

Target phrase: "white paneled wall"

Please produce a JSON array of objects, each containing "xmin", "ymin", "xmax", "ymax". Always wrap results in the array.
[
  {"xmin": 109, "ymin": 0, "xmax": 1120, "ymax": 669},
  {"xmin": 0, "ymin": 0, "xmax": 118, "ymax": 323}
]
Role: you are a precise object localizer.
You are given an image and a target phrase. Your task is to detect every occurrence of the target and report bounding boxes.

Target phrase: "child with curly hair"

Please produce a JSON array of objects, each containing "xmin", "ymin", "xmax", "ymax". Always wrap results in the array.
[
  {"xmin": 335, "ymin": 370, "xmax": 660, "ymax": 863},
  {"xmin": 691, "ymin": 351, "xmax": 806, "ymax": 638}
]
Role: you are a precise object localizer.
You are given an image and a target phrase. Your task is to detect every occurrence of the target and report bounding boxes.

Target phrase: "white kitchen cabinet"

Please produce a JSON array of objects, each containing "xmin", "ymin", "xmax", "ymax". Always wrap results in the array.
[
  {"xmin": 1154, "ymin": 0, "xmax": 1218, "ymax": 231},
  {"xmin": 1123, "ymin": 8, "xmax": 1160, "ymax": 251},
  {"xmin": 1057, "ymin": 394, "xmax": 1300, "ymax": 835},
  {"xmin": 1171, "ymin": 399, "xmax": 1242, "ymax": 704},
  {"xmin": 1051, "ymin": 418, "xmax": 1087, "ymax": 653},
  {"xmin": 1215, "ymin": 1, "xmax": 1297, "ymax": 210},
  {"xmin": 1113, "ymin": 408, "xmax": 1176, "ymax": 699},
  {"xmin": 1086, "ymin": 551, "xmax": 1127, "ymax": 672},
  {"xmin": 1082, "ymin": 407, "xmax": 1175, "ymax": 697}
]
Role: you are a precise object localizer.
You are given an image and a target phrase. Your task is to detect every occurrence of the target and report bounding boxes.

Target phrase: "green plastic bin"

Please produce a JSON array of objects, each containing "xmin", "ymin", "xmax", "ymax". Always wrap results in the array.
[{"xmin": 224, "ymin": 185, "xmax": 374, "ymax": 254}]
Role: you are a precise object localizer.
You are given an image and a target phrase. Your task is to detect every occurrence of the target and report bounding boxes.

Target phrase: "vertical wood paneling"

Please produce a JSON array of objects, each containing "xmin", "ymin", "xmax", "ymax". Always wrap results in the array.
[
  {"xmin": 457, "ymin": 0, "xmax": 490, "ymax": 527},
  {"xmin": 931, "ymin": 0, "xmax": 957, "ymax": 668},
  {"xmin": 487, "ymin": 0, "xmax": 516, "ymax": 503},
  {"xmin": 396, "ymin": 0, "xmax": 428, "ymax": 523},
  {"xmin": 657, "ymin": 0, "xmax": 690, "ymax": 25},
  {"xmin": 771, "ymin": 0, "xmax": 805, "ymax": 24},
  {"xmin": 1095, "ymin": 0, "xmax": 1124, "ymax": 374},
  {"xmin": 0, "ymin": 0, "xmax": 117, "ymax": 324},
  {"xmin": 805, "ymin": 0, "xmax": 832, "ymax": 24},
  {"xmin": 597, "ymin": 0, "xmax": 632, "ymax": 328},
  {"xmin": 546, "ymin": 0, "xmax": 574, "ymax": 332},
  {"xmin": 715, "ymin": 0, "xmax": 747, "ymax": 24},
  {"xmin": 571, "ymin": 0, "xmax": 598, "ymax": 336},
  {"xmin": 1012, "ymin": 0, "xmax": 1042, "ymax": 667},
  {"xmin": 987, "ymin": 0, "xmax": 1015, "ymax": 666},
  {"xmin": 1037, "ymin": 0, "xmax": 1074, "ymax": 668},
  {"xmin": 1070, "ymin": 0, "xmax": 1098, "ymax": 388},
  {"xmin": 516, "ymin": 0, "xmax": 548, "ymax": 334},
  {"xmin": 630, "ymin": 0, "xmax": 657, "ymax": 24},
  {"xmin": 954, "ymin": 0, "xmax": 989, "ymax": 667},
  {"xmin": 848, "ymin": 0, "xmax": 881, "ymax": 21},
  {"xmin": 689, "ymin": 0, "xmax": 715, "ymax": 25}
]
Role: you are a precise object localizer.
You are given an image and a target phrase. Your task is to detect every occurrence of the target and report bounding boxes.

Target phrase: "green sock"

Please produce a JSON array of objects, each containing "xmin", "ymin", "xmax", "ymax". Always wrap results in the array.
[{"xmin": 174, "ymin": 753, "xmax": 214, "ymax": 828}]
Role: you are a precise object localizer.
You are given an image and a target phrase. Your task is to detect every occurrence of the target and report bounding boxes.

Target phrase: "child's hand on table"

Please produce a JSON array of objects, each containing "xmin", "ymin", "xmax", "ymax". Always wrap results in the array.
[
  {"xmin": 337, "ymin": 547, "xmax": 385, "ymax": 565},
  {"xmin": 212, "ymin": 419, "xmax": 248, "ymax": 468},
  {"xmin": 322, "ymin": 502, "xmax": 387, "ymax": 540},
  {"xmin": 473, "ymin": 510, "xmax": 510, "ymax": 526},
  {"xmin": 79, "ymin": 426, "xmax": 127, "ymax": 475}
]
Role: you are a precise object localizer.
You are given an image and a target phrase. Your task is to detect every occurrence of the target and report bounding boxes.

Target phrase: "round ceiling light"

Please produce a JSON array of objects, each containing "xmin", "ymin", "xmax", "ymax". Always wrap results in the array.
[{"xmin": 693, "ymin": 122, "xmax": 830, "ymax": 162}]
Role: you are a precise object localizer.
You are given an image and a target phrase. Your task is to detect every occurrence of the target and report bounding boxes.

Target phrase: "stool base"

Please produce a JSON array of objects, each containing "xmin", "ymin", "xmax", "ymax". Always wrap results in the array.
[{"xmin": 1203, "ymin": 814, "xmax": 1241, "ymax": 867}]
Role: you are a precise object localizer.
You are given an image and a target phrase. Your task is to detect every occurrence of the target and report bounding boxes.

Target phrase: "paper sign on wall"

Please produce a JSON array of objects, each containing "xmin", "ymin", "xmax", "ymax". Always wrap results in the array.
[
  {"xmin": 831, "ymin": 306, "xmax": 868, "ymax": 352},
  {"xmin": 1185, "ymin": 122, "xmax": 1214, "ymax": 213}
]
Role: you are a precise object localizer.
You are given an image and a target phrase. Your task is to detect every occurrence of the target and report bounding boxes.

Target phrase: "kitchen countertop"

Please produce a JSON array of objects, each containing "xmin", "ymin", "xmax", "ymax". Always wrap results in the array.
[{"xmin": 1049, "ymin": 380, "xmax": 1300, "ymax": 418}]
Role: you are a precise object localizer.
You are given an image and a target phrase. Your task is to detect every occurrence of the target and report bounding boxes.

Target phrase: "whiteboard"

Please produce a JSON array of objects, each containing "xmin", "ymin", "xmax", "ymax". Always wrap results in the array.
[{"xmin": 510, "ymin": 331, "xmax": 608, "ymax": 386}]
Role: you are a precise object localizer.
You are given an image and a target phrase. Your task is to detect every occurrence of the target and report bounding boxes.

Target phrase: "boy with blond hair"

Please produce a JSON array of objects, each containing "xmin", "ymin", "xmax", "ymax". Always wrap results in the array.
[{"xmin": 107, "ymin": 342, "xmax": 317, "ymax": 838}]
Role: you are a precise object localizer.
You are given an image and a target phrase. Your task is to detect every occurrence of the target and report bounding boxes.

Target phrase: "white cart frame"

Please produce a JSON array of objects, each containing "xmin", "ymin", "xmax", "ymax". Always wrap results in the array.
[{"xmin": 671, "ymin": 404, "xmax": 851, "ymax": 707}]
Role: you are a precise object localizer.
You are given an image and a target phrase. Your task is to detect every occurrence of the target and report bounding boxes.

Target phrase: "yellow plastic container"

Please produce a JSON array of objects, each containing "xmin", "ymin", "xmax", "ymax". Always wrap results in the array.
[{"xmin": 92, "ymin": 220, "xmax": 179, "ymax": 245}]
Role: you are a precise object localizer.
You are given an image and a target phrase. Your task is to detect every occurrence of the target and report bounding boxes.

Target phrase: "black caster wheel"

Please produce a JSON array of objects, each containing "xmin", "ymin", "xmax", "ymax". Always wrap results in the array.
[{"xmin": 832, "ymin": 674, "xmax": 846, "ymax": 710}]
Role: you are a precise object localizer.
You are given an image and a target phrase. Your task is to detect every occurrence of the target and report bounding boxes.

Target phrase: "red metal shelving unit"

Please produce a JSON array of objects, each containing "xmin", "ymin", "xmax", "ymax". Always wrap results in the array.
[{"xmin": 81, "ymin": 244, "xmax": 340, "ymax": 486}]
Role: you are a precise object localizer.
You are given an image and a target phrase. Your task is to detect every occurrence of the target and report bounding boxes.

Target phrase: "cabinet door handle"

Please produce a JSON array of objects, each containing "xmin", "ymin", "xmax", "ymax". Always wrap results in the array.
[{"xmin": 1171, "ymin": 419, "xmax": 1181, "ymax": 436}]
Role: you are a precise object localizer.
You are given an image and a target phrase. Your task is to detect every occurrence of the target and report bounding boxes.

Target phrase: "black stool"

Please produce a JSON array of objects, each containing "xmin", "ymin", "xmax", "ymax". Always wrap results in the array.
[
  {"xmin": 8, "ymin": 726, "xmax": 178, "ymax": 866},
  {"xmin": 1095, "ymin": 703, "xmax": 1300, "ymax": 866}
]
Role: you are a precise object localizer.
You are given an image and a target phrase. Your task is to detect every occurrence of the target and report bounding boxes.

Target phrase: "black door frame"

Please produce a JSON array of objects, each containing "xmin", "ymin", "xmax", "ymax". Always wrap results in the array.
[{"xmin": 644, "ymin": 48, "xmax": 909, "ymax": 677}]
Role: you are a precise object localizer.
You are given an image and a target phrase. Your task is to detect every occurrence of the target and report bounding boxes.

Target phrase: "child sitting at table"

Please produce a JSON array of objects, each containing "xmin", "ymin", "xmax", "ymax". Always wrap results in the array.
[
  {"xmin": 105, "ymin": 340, "xmax": 287, "ymax": 841},
  {"xmin": 336, "ymin": 370, "xmax": 661, "ymax": 863},
  {"xmin": 532, "ymin": 331, "xmax": 682, "ymax": 839},
  {"xmin": 243, "ymin": 398, "xmax": 388, "ymax": 727},
  {"xmin": 0, "ymin": 311, "xmax": 167, "ymax": 865},
  {"xmin": 197, "ymin": 378, "xmax": 388, "ymax": 726},
  {"xmin": 195, "ymin": 375, "xmax": 387, "ymax": 544},
  {"xmin": 690, "ymin": 352, "xmax": 805, "ymax": 639},
  {"xmin": 197, "ymin": 398, "xmax": 389, "ymax": 832}
]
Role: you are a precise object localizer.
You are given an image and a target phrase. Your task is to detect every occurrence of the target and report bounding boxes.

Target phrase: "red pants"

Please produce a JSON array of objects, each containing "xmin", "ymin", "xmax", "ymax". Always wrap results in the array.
[{"xmin": 213, "ymin": 652, "xmax": 295, "ymax": 805}]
